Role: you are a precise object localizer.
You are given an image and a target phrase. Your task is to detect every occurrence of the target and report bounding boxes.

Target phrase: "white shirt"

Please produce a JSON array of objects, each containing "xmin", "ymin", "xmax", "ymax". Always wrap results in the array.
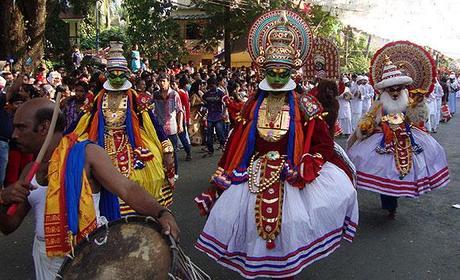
[
  {"xmin": 28, "ymin": 176, "xmax": 101, "ymax": 239},
  {"xmin": 434, "ymin": 81, "xmax": 444, "ymax": 99},
  {"xmin": 338, "ymin": 87, "xmax": 352, "ymax": 118},
  {"xmin": 350, "ymin": 84, "xmax": 363, "ymax": 113}
]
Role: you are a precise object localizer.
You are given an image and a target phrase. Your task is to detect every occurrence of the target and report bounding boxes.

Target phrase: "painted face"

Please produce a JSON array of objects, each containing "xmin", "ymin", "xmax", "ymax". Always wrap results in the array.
[
  {"xmin": 265, "ymin": 67, "xmax": 291, "ymax": 89},
  {"xmin": 108, "ymin": 70, "xmax": 128, "ymax": 89},
  {"xmin": 386, "ymin": 85, "xmax": 406, "ymax": 100}
]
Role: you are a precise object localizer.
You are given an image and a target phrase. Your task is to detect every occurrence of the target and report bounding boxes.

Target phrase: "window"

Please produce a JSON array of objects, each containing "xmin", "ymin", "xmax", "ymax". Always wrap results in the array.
[{"xmin": 186, "ymin": 23, "xmax": 202, "ymax": 40}]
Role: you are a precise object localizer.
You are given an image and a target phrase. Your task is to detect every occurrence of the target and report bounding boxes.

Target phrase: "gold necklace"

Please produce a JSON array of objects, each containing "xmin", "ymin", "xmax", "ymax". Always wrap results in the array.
[
  {"xmin": 265, "ymin": 95, "xmax": 285, "ymax": 124},
  {"xmin": 107, "ymin": 93, "xmax": 126, "ymax": 112}
]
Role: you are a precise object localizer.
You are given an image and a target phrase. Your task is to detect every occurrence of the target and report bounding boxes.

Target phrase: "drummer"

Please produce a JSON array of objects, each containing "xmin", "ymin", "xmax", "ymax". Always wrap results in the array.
[{"xmin": 0, "ymin": 98, "xmax": 180, "ymax": 280}]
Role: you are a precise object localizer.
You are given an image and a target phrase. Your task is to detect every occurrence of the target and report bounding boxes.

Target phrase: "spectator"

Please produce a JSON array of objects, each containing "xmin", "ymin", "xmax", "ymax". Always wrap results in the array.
[
  {"xmin": 202, "ymin": 77, "xmax": 226, "ymax": 157},
  {"xmin": 131, "ymin": 44, "xmax": 141, "ymax": 73},
  {"xmin": 177, "ymin": 76, "xmax": 192, "ymax": 161},
  {"xmin": 152, "ymin": 73, "xmax": 184, "ymax": 175}
]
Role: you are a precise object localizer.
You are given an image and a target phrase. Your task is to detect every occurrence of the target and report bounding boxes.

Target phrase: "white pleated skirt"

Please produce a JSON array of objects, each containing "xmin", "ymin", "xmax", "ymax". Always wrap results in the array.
[
  {"xmin": 196, "ymin": 163, "xmax": 358, "ymax": 279},
  {"xmin": 348, "ymin": 128, "xmax": 449, "ymax": 197}
]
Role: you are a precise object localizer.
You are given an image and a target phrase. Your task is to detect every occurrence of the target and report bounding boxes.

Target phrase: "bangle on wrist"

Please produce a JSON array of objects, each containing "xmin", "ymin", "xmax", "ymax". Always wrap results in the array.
[{"xmin": 157, "ymin": 208, "xmax": 173, "ymax": 219}]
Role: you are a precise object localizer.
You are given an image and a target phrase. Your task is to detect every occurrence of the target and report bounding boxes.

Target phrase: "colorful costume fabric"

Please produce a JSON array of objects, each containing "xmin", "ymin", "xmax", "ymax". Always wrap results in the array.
[
  {"xmin": 44, "ymin": 133, "xmax": 108, "ymax": 257},
  {"xmin": 348, "ymin": 41, "xmax": 449, "ymax": 198},
  {"xmin": 73, "ymin": 89, "xmax": 174, "ymax": 215},
  {"xmin": 195, "ymin": 10, "xmax": 358, "ymax": 279},
  {"xmin": 72, "ymin": 42, "xmax": 174, "ymax": 218}
]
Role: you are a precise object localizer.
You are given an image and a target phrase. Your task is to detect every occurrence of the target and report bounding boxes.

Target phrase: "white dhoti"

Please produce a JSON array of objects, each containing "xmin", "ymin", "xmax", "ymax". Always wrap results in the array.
[
  {"xmin": 362, "ymin": 98, "xmax": 372, "ymax": 115},
  {"xmin": 338, "ymin": 99, "xmax": 352, "ymax": 135},
  {"xmin": 435, "ymin": 97, "xmax": 442, "ymax": 127},
  {"xmin": 351, "ymin": 113, "xmax": 362, "ymax": 131},
  {"xmin": 33, "ymin": 236, "xmax": 64, "ymax": 280},
  {"xmin": 426, "ymin": 99, "xmax": 437, "ymax": 132}
]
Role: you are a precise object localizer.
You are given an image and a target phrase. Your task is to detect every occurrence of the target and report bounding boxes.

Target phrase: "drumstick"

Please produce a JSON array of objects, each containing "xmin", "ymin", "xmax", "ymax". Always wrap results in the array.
[{"xmin": 7, "ymin": 91, "xmax": 63, "ymax": 216}]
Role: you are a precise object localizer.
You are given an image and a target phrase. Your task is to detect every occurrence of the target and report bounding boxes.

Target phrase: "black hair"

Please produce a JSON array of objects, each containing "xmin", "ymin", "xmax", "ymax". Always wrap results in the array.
[
  {"xmin": 158, "ymin": 72, "xmax": 170, "ymax": 81},
  {"xmin": 207, "ymin": 77, "xmax": 217, "ymax": 86},
  {"xmin": 23, "ymin": 85, "xmax": 41, "ymax": 99},
  {"xmin": 74, "ymin": 81, "xmax": 89, "ymax": 93},
  {"xmin": 33, "ymin": 107, "xmax": 66, "ymax": 133},
  {"xmin": 178, "ymin": 76, "xmax": 189, "ymax": 88},
  {"xmin": 56, "ymin": 84, "xmax": 69, "ymax": 93},
  {"xmin": 317, "ymin": 79, "xmax": 339, "ymax": 137}
]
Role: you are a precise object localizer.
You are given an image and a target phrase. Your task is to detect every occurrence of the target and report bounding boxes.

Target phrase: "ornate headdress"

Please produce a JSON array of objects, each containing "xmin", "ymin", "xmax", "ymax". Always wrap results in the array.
[
  {"xmin": 106, "ymin": 41, "xmax": 129, "ymax": 72},
  {"xmin": 248, "ymin": 10, "xmax": 313, "ymax": 70},
  {"xmin": 304, "ymin": 37, "xmax": 340, "ymax": 81},
  {"xmin": 370, "ymin": 41, "xmax": 436, "ymax": 93}
]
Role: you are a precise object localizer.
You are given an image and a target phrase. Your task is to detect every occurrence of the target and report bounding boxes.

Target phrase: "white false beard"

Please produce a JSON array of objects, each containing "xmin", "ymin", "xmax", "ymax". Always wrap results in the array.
[{"xmin": 380, "ymin": 89, "xmax": 409, "ymax": 114}]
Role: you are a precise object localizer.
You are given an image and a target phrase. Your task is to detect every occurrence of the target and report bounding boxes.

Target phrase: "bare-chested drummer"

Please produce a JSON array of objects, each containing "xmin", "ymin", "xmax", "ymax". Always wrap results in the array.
[{"xmin": 0, "ymin": 98, "xmax": 180, "ymax": 280}]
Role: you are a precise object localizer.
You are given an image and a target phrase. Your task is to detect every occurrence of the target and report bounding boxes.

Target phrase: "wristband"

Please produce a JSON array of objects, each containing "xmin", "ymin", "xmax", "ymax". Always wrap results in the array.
[{"xmin": 157, "ymin": 208, "xmax": 174, "ymax": 219}]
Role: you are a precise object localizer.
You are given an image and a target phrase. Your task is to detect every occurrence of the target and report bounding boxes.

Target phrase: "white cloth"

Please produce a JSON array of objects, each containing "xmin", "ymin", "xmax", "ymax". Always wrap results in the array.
[
  {"xmin": 338, "ymin": 87, "xmax": 352, "ymax": 119},
  {"xmin": 258, "ymin": 78, "xmax": 296, "ymax": 92},
  {"xmin": 196, "ymin": 162, "xmax": 358, "ymax": 279},
  {"xmin": 339, "ymin": 117, "xmax": 352, "ymax": 135},
  {"xmin": 337, "ymin": 87, "xmax": 353, "ymax": 134},
  {"xmin": 435, "ymin": 97, "xmax": 442, "ymax": 127},
  {"xmin": 348, "ymin": 127, "xmax": 450, "ymax": 197},
  {"xmin": 433, "ymin": 82, "xmax": 444, "ymax": 128},
  {"xmin": 33, "ymin": 236, "xmax": 64, "ymax": 280},
  {"xmin": 28, "ymin": 175, "xmax": 101, "ymax": 279},
  {"xmin": 361, "ymin": 84, "xmax": 374, "ymax": 115},
  {"xmin": 102, "ymin": 80, "xmax": 133, "ymax": 91},
  {"xmin": 425, "ymin": 92, "xmax": 437, "ymax": 131},
  {"xmin": 350, "ymin": 84, "xmax": 363, "ymax": 114},
  {"xmin": 351, "ymin": 113, "xmax": 362, "ymax": 132}
]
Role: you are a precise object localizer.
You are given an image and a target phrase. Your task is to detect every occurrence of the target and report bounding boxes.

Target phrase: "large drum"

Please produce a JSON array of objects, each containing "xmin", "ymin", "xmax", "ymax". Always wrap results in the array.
[{"xmin": 56, "ymin": 215, "xmax": 209, "ymax": 280}]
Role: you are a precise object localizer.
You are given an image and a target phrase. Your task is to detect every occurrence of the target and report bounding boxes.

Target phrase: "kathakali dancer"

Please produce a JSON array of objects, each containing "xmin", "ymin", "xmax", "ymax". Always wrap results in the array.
[
  {"xmin": 72, "ymin": 42, "xmax": 175, "ymax": 220},
  {"xmin": 194, "ymin": 10, "xmax": 358, "ymax": 279},
  {"xmin": 347, "ymin": 41, "xmax": 450, "ymax": 218}
]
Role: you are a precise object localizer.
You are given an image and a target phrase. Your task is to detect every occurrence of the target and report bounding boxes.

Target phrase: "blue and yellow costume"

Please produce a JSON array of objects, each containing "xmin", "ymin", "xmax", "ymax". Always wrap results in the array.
[{"xmin": 71, "ymin": 42, "xmax": 174, "ymax": 218}]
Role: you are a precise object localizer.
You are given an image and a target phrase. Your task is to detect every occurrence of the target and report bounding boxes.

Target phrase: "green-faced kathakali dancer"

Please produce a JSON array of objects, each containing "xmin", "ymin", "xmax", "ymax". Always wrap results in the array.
[{"xmin": 73, "ymin": 41, "xmax": 175, "ymax": 219}]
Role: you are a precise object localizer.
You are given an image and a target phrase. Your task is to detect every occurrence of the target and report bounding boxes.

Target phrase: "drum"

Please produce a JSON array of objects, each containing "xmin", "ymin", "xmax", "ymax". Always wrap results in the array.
[{"xmin": 56, "ymin": 215, "xmax": 210, "ymax": 280}]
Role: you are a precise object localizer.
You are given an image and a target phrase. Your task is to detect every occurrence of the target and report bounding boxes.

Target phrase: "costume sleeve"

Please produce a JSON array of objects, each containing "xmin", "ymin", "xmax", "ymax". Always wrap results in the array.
[
  {"xmin": 147, "ymin": 111, "xmax": 168, "ymax": 142},
  {"xmin": 309, "ymin": 119, "xmax": 334, "ymax": 161}
]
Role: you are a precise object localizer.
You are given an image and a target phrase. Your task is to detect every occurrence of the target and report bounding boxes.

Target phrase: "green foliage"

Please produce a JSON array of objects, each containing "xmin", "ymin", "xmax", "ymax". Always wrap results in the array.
[
  {"xmin": 195, "ymin": 1, "xmax": 341, "ymax": 45},
  {"xmin": 122, "ymin": 0, "xmax": 187, "ymax": 66},
  {"xmin": 80, "ymin": 26, "xmax": 129, "ymax": 50},
  {"xmin": 44, "ymin": 1, "xmax": 70, "ymax": 62},
  {"xmin": 339, "ymin": 31, "xmax": 372, "ymax": 74}
]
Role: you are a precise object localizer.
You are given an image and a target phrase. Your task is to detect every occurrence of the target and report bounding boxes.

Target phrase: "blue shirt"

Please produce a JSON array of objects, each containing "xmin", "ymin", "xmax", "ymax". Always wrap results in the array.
[{"xmin": 203, "ymin": 88, "xmax": 225, "ymax": 121}]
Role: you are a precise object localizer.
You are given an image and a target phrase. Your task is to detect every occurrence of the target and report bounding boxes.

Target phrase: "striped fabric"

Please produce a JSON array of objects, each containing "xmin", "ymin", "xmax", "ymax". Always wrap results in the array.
[{"xmin": 196, "ymin": 217, "xmax": 357, "ymax": 279}]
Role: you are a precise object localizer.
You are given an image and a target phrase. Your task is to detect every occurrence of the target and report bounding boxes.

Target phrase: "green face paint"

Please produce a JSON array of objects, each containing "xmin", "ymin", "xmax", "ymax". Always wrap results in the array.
[
  {"xmin": 108, "ymin": 70, "xmax": 128, "ymax": 89},
  {"xmin": 265, "ymin": 68, "xmax": 291, "ymax": 89}
]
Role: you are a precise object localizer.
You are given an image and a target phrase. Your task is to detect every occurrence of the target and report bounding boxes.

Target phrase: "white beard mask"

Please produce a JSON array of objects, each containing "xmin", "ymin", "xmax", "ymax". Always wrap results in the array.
[{"xmin": 380, "ymin": 89, "xmax": 409, "ymax": 114}]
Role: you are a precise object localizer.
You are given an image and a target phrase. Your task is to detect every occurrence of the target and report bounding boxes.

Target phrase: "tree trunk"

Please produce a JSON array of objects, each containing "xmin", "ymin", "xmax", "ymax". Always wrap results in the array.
[
  {"xmin": 224, "ymin": 5, "xmax": 232, "ymax": 68},
  {"xmin": 0, "ymin": 0, "xmax": 47, "ymax": 70}
]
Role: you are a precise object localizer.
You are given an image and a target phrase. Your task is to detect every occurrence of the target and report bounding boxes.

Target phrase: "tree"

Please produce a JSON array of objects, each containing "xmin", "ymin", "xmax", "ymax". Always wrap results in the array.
[
  {"xmin": 193, "ymin": 0, "xmax": 341, "ymax": 67},
  {"xmin": 0, "ymin": 0, "xmax": 48, "ymax": 69},
  {"xmin": 338, "ymin": 27, "xmax": 373, "ymax": 74},
  {"xmin": 122, "ymin": 0, "xmax": 187, "ymax": 67}
]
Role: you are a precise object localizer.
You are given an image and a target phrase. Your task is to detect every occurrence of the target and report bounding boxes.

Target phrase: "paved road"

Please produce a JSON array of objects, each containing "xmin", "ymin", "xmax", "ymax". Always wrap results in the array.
[{"xmin": 1, "ymin": 104, "xmax": 459, "ymax": 280}]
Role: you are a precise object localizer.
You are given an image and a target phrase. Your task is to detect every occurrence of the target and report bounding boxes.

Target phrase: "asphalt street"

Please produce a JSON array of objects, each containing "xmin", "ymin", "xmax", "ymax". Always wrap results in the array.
[{"xmin": 1, "ymin": 103, "xmax": 459, "ymax": 280}]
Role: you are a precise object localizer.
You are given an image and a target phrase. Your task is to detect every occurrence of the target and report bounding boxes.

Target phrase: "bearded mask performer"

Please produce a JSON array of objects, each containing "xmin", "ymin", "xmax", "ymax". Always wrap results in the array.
[
  {"xmin": 194, "ymin": 10, "xmax": 358, "ymax": 279},
  {"xmin": 347, "ymin": 41, "xmax": 450, "ymax": 219},
  {"xmin": 72, "ymin": 42, "xmax": 175, "ymax": 220}
]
